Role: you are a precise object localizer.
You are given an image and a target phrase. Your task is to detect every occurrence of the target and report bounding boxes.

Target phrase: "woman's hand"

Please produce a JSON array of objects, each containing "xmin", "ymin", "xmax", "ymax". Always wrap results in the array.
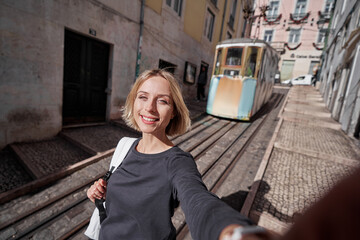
[{"xmin": 87, "ymin": 179, "xmax": 107, "ymax": 203}]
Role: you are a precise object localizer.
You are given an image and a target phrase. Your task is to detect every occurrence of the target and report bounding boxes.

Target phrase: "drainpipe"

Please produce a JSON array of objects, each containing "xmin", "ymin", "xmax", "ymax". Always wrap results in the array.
[
  {"xmin": 135, "ymin": 0, "xmax": 145, "ymax": 81},
  {"xmin": 219, "ymin": 0, "xmax": 228, "ymax": 42}
]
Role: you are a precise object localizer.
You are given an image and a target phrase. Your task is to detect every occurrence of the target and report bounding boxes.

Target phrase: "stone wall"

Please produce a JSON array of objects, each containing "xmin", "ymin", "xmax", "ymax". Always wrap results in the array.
[
  {"xmin": 0, "ymin": 0, "xmax": 220, "ymax": 148},
  {"xmin": 0, "ymin": 0, "xmax": 140, "ymax": 148}
]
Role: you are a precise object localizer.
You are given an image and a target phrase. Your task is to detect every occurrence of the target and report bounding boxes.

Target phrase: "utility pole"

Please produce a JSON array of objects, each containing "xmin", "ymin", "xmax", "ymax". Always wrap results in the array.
[{"xmin": 135, "ymin": 0, "xmax": 145, "ymax": 81}]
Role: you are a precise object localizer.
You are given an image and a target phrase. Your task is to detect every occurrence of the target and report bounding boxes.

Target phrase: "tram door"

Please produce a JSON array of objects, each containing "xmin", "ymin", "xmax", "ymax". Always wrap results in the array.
[{"xmin": 63, "ymin": 30, "xmax": 110, "ymax": 125}]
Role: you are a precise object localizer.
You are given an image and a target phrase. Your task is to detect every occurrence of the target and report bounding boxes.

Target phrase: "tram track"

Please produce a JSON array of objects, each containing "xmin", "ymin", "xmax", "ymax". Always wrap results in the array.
[
  {"xmin": 176, "ymin": 93, "xmax": 284, "ymax": 239},
  {"xmin": 0, "ymin": 115, "xmax": 223, "ymax": 239},
  {"xmin": 0, "ymin": 91, "xmax": 286, "ymax": 240}
]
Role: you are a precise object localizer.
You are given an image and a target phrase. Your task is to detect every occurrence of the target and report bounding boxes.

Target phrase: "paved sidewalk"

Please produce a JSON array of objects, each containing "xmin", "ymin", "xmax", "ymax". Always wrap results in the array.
[{"xmin": 241, "ymin": 85, "xmax": 360, "ymax": 234}]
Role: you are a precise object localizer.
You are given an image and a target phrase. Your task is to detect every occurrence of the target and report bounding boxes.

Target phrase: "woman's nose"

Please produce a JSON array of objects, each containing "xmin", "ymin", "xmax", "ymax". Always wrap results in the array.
[{"xmin": 145, "ymin": 98, "xmax": 157, "ymax": 112}]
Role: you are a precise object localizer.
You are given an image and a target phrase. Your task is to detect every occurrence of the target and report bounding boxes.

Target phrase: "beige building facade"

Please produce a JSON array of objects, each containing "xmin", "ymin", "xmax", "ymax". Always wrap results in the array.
[
  {"xmin": 250, "ymin": 0, "xmax": 333, "ymax": 81},
  {"xmin": 0, "ymin": 0, "xmax": 251, "ymax": 148}
]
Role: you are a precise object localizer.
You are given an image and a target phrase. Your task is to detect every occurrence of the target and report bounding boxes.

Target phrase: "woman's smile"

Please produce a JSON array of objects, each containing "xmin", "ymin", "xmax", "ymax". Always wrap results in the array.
[{"xmin": 141, "ymin": 115, "xmax": 159, "ymax": 123}]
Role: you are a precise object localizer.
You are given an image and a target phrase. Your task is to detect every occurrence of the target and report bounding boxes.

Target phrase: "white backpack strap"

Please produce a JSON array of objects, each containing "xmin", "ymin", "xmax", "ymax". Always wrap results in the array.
[
  {"xmin": 109, "ymin": 137, "xmax": 137, "ymax": 171},
  {"xmin": 85, "ymin": 137, "xmax": 136, "ymax": 240}
]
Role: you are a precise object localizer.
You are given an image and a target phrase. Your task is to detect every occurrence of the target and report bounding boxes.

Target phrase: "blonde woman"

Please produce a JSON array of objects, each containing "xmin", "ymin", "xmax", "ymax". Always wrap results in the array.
[{"xmin": 87, "ymin": 69, "xmax": 270, "ymax": 240}]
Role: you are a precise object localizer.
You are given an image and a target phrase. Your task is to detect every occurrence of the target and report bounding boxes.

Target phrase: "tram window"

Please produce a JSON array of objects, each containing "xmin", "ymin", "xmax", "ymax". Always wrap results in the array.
[
  {"xmin": 214, "ymin": 48, "xmax": 223, "ymax": 75},
  {"xmin": 245, "ymin": 47, "xmax": 258, "ymax": 77},
  {"xmin": 224, "ymin": 69, "xmax": 239, "ymax": 76},
  {"xmin": 225, "ymin": 48, "xmax": 243, "ymax": 66}
]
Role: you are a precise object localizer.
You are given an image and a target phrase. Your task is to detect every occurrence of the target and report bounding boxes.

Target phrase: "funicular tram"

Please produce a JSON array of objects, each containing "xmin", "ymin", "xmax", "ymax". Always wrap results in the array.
[{"xmin": 206, "ymin": 38, "xmax": 280, "ymax": 120}]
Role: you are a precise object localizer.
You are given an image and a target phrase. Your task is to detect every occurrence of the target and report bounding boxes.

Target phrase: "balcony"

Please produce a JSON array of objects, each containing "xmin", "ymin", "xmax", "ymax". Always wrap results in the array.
[
  {"xmin": 318, "ymin": 11, "xmax": 331, "ymax": 23},
  {"xmin": 291, "ymin": 12, "xmax": 307, "ymax": 19},
  {"xmin": 263, "ymin": 14, "xmax": 282, "ymax": 25},
  {"xmin": 270, "ymin": 41, "xmax": 286, "ymax": 54},
  {"xmin": 266, "ymin": 14, "xmax": 279, "ymax": 21},
  {"xmin": 313, "ymin": 42, "xmax": 325, "ymax": 51},
  {"xmin": 290, "ymin": 12, "xmax": 310, "ymax": 24}
]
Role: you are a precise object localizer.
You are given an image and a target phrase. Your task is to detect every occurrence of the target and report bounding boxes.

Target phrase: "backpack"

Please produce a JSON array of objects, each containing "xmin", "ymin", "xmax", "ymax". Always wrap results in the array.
[{"xmin": 84, "ymin": 137, "xmax": 137, "ymax": 240}]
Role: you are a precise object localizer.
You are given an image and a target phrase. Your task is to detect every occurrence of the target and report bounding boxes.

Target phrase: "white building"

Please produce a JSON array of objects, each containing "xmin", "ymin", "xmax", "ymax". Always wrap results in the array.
[
  {"xmin": 319, "ymin": 0, "xmax": 360, "ymax": 138},
  {"xmin": 250, "ymin": 0, "xmax": 333, "ymax": 81}
]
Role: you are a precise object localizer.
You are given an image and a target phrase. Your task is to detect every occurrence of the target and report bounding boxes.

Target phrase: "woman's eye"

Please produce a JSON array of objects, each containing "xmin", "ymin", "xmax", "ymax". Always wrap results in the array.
[
  {"xmin": 158, "ymin": 99, "xmax": 169, "ymax": 104},
  {"xmin": 138, "ymin": 95, "xmax": 147, "ymax": 100}
]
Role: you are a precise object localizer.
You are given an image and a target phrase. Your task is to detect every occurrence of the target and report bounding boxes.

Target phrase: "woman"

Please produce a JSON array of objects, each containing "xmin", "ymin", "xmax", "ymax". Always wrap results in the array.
[{"xmin": 87, "ymin": 69, "xmax": 269, "ymax": 240}]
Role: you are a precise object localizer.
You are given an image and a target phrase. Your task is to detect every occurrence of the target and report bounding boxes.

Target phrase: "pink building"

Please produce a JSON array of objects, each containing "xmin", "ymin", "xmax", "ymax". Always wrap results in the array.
[{"xmin": 250, "ymin": 0, "xmax": 334, "ymax": 81}]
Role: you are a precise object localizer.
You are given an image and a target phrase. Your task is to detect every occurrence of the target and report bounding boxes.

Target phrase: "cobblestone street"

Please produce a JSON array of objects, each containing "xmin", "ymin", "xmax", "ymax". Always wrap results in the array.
[
  {"xmin": 243, "ymin": 86, "xmax": 360, "ymax": 234},
  {"xmin": 1, "ymin": 86, "xmax": 359, "ymax": 239}
]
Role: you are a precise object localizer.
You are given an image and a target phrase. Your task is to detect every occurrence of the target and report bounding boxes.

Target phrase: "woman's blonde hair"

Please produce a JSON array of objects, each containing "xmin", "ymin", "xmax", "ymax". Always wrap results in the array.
[{"xmin": 122, "ymin": 69, "xmax": 191, "ymax": 136}]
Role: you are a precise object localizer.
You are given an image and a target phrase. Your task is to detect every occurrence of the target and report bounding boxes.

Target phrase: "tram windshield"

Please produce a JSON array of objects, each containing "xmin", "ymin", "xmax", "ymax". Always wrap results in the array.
[
  {"xmin": 245, "ymin": 47, "xmax": 259, "ymax": 77},
  {"xmin": 225, "ymin": 48, "xmax": 243, "ymax": 66},
  {"xmin": 223, "ymin": 69, "xmax": 240, "ymax": 76}
]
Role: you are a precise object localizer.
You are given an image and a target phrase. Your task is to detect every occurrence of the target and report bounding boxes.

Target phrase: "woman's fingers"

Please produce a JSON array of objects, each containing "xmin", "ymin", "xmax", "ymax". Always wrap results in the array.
[
  {"xmin": 96, "ymin": 179, "xmax": 107, "ymax": 193},
  {"xmin": 87, "ymin": 179, "xmax": 108, "ymax": 202}
]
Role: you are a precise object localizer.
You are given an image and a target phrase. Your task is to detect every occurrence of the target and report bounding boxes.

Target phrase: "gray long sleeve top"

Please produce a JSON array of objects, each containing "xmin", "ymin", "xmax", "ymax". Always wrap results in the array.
[{"xmin": 99, "ymin": 139, "xmax": 252, "ymax": 240}]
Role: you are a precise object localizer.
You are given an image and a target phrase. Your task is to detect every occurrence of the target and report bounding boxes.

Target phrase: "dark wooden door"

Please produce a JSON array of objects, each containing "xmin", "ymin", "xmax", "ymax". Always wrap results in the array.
[{"xmin": 63, "ymin": 30, "xmax": 109, "ymax": 125}]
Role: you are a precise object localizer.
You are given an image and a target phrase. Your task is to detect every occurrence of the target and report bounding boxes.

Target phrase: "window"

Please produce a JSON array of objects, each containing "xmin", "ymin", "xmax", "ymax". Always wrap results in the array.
[
  {"xmin": 330, "ymin": 39, "xmax": 336, "ymax": 61},
  {"xmin": 342, "ymin": 0, "xmax": 347, "ymax": 13},
  {"xmin": 293, "ymin": 76, "xmax": 305, "ymax": 82},
  {"xmin": 245, "ymin": 47, "xmax": 258, "ymax": 77},
  {"xmin": 159, "ymin": 59, "xmax": 177, "ymax": 74},
  {"xmin": 229, "ymin": 0, "xmax": 237, "ymax": 29},
  {"xmin": 204, "ymin": 9, "xmax": 215, "ymax": 41},
  {"xmin": 225, "ymin": 48, "xmax": 243, "ymax": 66},
  {"xmin": 288, "ymin": 28, "xmax": 301, "ymax": 43},
  {"xmin": 264, "ymin": 30, "xmax": 274, "ymax": 42},
  {"xmin": 267, "ymin": 1, "xmax": 279, "ymax": 19},
  {"xmin": 224, "ymin": 69, "xmax": 240, "ymax": 76},
  {"xmin": 166, "ymin": 0, "xmax": 183, "ymax": 16},
  {"xmin": 342, "ymin": 20, "xmax": 349, "ymax": 46},
  {"xmin": 317, "ymin": 29, "xmax": 327, "ymax": 43},
  {"xmin": 324, "ymin": 0, "xmax": 335, "ymax": 14},
  {"xmin": 183, "ymin": 62, "xmax": 196, "ymax": 84},
  {"xmin": 333, "ymin": 12, "xmax": 338, "ymax": 29},
  {"xmin": 294, "ymin": 0, "xmax": 307, "ymax": 19}
]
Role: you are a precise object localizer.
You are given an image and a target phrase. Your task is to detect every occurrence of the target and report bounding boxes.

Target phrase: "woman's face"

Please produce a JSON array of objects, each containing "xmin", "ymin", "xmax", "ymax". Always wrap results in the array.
[{"xmin": 133, "ymin": 76, "xmax": 175, "ymax": 137}]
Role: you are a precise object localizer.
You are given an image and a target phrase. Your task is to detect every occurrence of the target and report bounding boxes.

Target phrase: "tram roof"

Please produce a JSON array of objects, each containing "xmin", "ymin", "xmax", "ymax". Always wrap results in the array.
[{"xmin": 216, "ymin": 38, "xmax": 271, "ymax": 48}]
